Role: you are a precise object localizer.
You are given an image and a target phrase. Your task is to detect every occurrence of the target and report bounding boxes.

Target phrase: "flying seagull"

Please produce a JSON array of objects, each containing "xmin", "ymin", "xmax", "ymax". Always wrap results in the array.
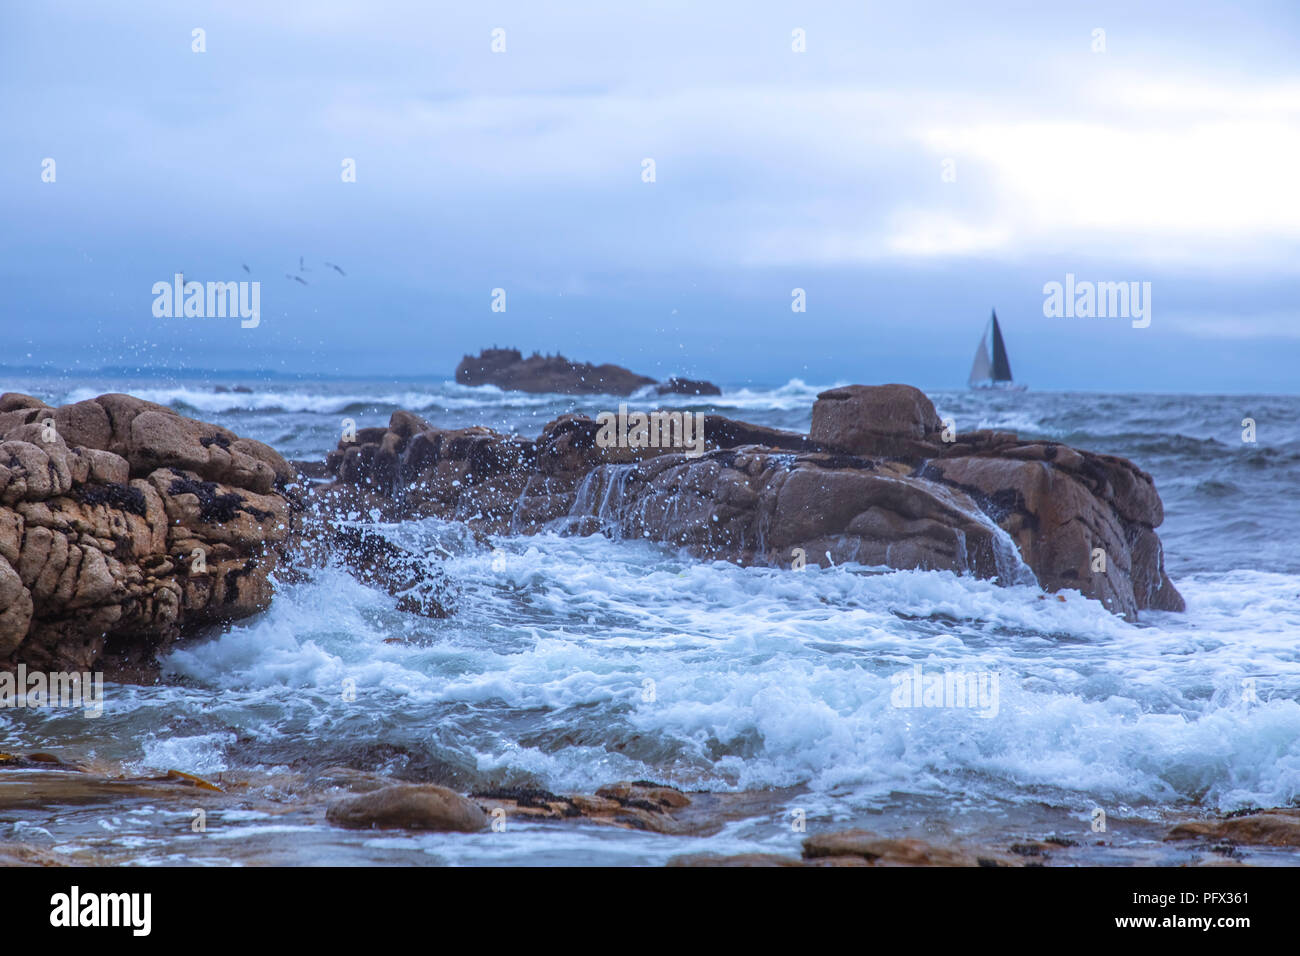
[
  {"xmin": 241, "ymin": 263, "xmax": 250, "ymax": 273},
  {"xmin": 324, "ymin": 261, "xmax": 346, "ymax": 276},
  {"xmin": 298, "ymin": 256, "xmax": 310, "ymax": 273},
  {"xmin": 286, "ymin": 274, "xmax": 308, "ymax": 285}
]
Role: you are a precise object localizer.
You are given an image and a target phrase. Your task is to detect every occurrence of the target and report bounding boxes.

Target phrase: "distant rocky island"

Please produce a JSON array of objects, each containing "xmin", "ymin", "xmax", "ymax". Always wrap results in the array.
[
  {"xmin": 455, "ymin": 347, "xmax": 719, "ymax": 396},
  {"xmin": 655, "ymin": 377, "xmax": 721, "ymax": 397}
]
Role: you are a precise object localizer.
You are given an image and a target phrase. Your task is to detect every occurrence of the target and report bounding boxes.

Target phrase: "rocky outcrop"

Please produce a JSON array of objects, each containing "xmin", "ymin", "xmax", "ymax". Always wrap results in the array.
[
  {"xmin": 0, "ymin": 392, "xmax": 295, "ymax": 674},
  {"xmin": 655, "ymin": 377, "xmax": 721, "ymax": 396},
  {"xmin": 454, "ymin": 347, "xmax": 720, "ymax": 398},
  {"xmin": 318, "ymin": 383, "xmax": 1182, "ymax": 618},
  {"xmin": 455, "ymin": 348, "xmax": 656, "ymax": 395}
]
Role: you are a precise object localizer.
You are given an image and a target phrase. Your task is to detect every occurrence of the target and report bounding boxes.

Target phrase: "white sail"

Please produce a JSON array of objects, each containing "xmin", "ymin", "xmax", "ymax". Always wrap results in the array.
[{"xmin": 967, "ymin": 325, "xmax": 993, "ymax": 386}]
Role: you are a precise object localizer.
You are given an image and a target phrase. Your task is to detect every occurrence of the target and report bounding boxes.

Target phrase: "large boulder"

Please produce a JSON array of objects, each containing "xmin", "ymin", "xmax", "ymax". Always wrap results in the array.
[
  {"xmin": 810, "ymin": 384, "xmax": 945, "ymax": 458},
  {"xmin": 0, "ymin": 393, "xmax": 295, "ymax": 674}
]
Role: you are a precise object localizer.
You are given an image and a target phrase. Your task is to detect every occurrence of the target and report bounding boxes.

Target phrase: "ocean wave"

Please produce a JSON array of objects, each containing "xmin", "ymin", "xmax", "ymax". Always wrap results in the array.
[
  {"xmin": 138, "ymin": 532, "xmax": 1300, "ymax": 813},
  {"xmin": 57, "ymin": 384, "xmax": 574, "ymax": 417}
]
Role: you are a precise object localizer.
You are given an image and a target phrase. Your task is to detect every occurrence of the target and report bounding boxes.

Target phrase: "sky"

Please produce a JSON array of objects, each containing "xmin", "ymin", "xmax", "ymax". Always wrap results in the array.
[{"xmin": 2, "ymin": 0, "xmax": 1298, "ymax": 392}]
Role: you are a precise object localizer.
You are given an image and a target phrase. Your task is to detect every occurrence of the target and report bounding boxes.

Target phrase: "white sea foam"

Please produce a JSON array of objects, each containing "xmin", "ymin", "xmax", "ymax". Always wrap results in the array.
[
  {"xmin": 145, "ymin": 530, "xmax": 1300, "ymax": 815},
  {"xmin": 57, "ymin": 383, "xmax": 574, "ymax": 416}
]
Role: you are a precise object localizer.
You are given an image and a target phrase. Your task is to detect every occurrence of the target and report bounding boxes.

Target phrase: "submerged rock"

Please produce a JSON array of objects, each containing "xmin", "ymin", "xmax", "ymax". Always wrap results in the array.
[
  {"xmin": 0, "ymin": 392, "xmax": 296, "ymax": 674},
  {"xmin": 317, "ymin": 383, "xmax": 1181, "ymax": 618}
]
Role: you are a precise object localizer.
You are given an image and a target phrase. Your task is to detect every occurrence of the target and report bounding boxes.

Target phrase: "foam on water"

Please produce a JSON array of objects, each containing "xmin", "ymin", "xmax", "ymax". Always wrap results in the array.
[
  {"xmin": 59, "ymin": 383, "xmax": 577, "ymax": 416},
  {"xmin": 131, "ymin": 529, "xmax": 1300, "ymax": 815}
]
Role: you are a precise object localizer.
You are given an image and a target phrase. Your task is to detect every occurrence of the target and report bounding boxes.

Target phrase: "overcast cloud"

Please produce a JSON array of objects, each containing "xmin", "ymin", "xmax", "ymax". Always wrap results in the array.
[{"xmin": 2, "ymin": 0, "xmax": 1297, "ymax": 390}]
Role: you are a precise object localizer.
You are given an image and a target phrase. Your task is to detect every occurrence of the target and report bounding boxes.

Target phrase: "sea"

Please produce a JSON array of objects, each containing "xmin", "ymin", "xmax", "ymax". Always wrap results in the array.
[{"xmin": 2, "ymin": 373, "xmax": 1298, "ymax": 865}]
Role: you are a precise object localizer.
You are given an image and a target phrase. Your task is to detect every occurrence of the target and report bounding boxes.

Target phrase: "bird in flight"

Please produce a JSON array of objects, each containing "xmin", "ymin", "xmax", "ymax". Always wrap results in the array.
[
  {"xmin": 241, "ymin": 263, "xmax": 250, "ymax": 274},
  {"xmin": 298, "ymin": 256, "xmax": 310, "ymax": 273},
  {"xmin": 324, "ymin": 261, "xmax": 347, "ymax": 276},
  {"xmin": 286, "ymin": 274, "xmax": 308, "ymax": 285}
]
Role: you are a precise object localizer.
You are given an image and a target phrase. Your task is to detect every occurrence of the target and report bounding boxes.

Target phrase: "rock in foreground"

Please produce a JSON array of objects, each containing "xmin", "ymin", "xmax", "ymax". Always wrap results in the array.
[
  {"xmin": 1165, "ymin": 809, "xmax": 1300, "ymax": 847},
  {"xmin": 319, "ymin": 383, "xmax": 1182, "ymax": 618},
  {"xmin": 326, "ymin": 784, "xmax": 488, "ymax": 832},
  {"xmin": 670, "ymin": 829, "xmax": 1026, "ymax": 867},
  {"xmin": 0, "ymin": 392, "xmax": 295, "ymax": 674}
]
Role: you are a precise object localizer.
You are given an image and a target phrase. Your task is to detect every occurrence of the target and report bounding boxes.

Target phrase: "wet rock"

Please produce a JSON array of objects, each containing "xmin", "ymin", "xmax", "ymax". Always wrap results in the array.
[
  {"xmin": 922, "ymin": 444, "xmax": 1184, "ymax": 615},
  {"xmin": 326, "ymin": 783, "xmax": 488, "ymax": 832},
  {"xmin": 0, "ymin": 392, "xmax": 295, "ymax": 674},
  {"xmin": 0, "ymin": 842, "xmax": 68, "ymax": 866},
  {"xmin": 802, "ymin": 829, "xmax": 1021, "ymax": 867},
  {"xmin": 301, "ymin": 524, "xmax": 455, "ymax": 617},
  {"xmin": 473, "ymin": 780, "xmax": 699, "ymax": 834},
  {"xmin": 1165, "ymin": 809, "xmax": 1300, "ymax": 847},
  {"xmin": 314, "ymin": 384, "xmax": 1181, "ymax": 618}
]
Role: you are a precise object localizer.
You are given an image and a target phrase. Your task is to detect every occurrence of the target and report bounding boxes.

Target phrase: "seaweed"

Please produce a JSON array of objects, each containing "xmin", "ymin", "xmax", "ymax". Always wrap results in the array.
[
  {"xmin": 73, "ymin": 481, "xmax": 147, "ymax": 517},
  {"xmin": 168, "ymin": 474, "xmax": 247, "ymax": 523}
]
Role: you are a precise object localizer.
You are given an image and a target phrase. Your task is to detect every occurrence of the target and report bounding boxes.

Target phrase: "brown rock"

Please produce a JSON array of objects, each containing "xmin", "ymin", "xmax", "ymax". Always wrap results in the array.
[
  {"xmin": 810, "ymin": 384, "xmax": 944, "ymax": 457},
  {"xmin": 313, "ymin": 382, "xmax": 1182, "ymax": 618},
  {"xmin": 802, "ymin": 829, "xmax": 1016, "ymax": 867},
  {"xmin": 0, "ymin": 842, "xmax": 69, "ymax": 867},
  {"xmin": 1, "ymin": 393, "xmax": 294, "ymax": 675},
  {"xmin": 326, "ymin": 784, "xmax": 488, "ymax": 832},
  {"xmin": 1165, "ymin": 810, "xmax": 1300, "ymax": 847},
  {"xmin": 924, "ymin": 445, "xmax": 1183, "ymax": 617},
  {"xmin": 52, "ymin": 400, "xmax": 112, "ymax": 450},
  {"xmin": 668, "ymin": 853, "xmax": 804, "ymax": 867},
  {"xmin": 0, "ymin": 393, "xmax": 47, "ymax": 413}
]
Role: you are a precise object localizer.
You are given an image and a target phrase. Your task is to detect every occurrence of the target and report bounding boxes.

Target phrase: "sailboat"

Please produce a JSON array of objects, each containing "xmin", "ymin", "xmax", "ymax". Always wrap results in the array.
[{"xmin": 968, "ymin": 309, "xmax": 1026, "ymax": 391}]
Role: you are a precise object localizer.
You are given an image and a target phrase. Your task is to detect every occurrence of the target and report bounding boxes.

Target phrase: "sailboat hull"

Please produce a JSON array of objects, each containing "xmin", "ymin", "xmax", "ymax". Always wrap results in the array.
[{"xmin": 969, "ymin": 380, "xmax": 1027, "ymax": 392}]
